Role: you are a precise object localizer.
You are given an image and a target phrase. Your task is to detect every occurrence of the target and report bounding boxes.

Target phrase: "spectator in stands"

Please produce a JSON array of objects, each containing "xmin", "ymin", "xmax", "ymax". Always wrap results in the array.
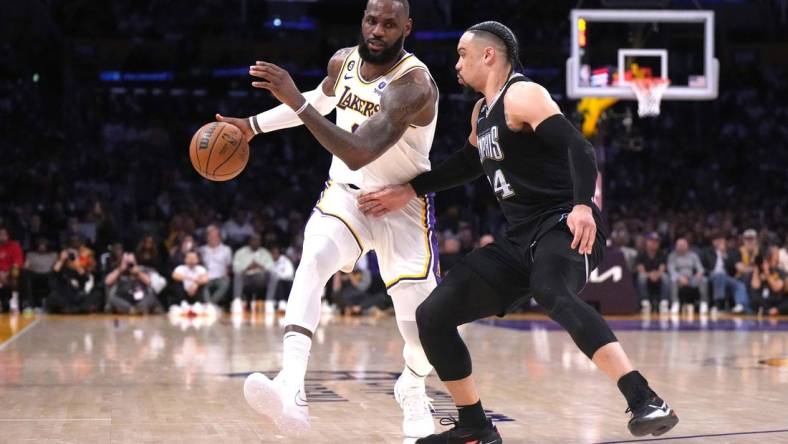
[
  {"xmin": 231, "ymin": 233, "xmax": 273, "ymax": 311},
  {"xmin": 20, "ymin": 214, "xmax": 50, "ymax": 252},
  {"xmin": 222, "ymin": 208, "xmax": 255, "ymax": 250},
  {"xmin": 266, "ymin": 245, "xmax": 295, "ymax": 312},
  {"xmin": 613, "ymin": 225, "xmax": 638, "ymax": 272},
  {"xmin": 750, "ymin": 246, "xmax": 787, "ymax": 314},
  {"xmin": 778, "ymin": 235, "xmax": 788, "ymax": 274},
  {"xmin": 22, "ymin": 238, "xmax": 57, "ymax": 312},
  {"xmin": 440, "ymin": 237, "xmax": 463, "ymax": 273},
  {"xmin": 736, "ymin": 229, "xmax": 761, "ymax": 282},
  {"xmin": 167, "ymin": 234, "xmax": 194, "ymax": 273},
  {"xmin": 49, "ymin": 241, "xmax": 102, "ymax": 314},
  {"xmin": 332, "ymin": 266, "xmax": 379, "ymax": 315},
  {"xmin": 171, "ymin": 250, "xmax": 209, "ymax": 309},
  {"xmin": 702, "ymin": 232, "xmax": 749, "ymax": 313},
  {"xmin": 457, "ymin": 222, "xmax": 475, "ymax": 255},
  {"xmin": 668, "ymin": 237, "xmax": 709, "ymax": 314},
  {"xmin": 635, "ymin": 232, "xmax": 670, "ymax": 313},
  {"xmin": 198, "ymin": 225, "xmax": 232, "ymax": 309},
  {"xmin": 0, "ymin": 227, "xmax": 24, "ymax": 312},
  {"xmin": 100, "ymin": 242, "xmax": 124, "ymax": 277},
  {"xmin": 135, "ymin": 234, "xmax": 162, "ymax": 271},
  {"xmin": 478, "ymin": 234, "xmax": 495, "ymax": 248},
  {"xmin": 104, "ymin": 252, "xmax": 160, "ymax": 314}
]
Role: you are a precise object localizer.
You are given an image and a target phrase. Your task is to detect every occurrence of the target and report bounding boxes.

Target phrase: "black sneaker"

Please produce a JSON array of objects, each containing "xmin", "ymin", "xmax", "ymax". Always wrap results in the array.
[
  {"xmin": 627, "ymin": 394, "xmax": 679, "ymax": 437},
  {"xmin": 416, "ymin": 417, "xmax": 502, "ymax": 444}
]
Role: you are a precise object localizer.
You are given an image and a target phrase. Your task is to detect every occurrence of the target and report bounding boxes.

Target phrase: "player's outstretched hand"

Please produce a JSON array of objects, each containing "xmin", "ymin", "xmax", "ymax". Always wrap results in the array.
[
  {"xmin": 567, "ymin": 204, "xmax": 596, "ymax": 255},
  {"xmin": 249, "ymin": 61, "xmax": 306, "ymax": 111},
  {"xmin": 215, "ymin": 114, "xmax": 255, "ymax": 142},
  {"xmin": 358, "ymin": 184, "xmax": 416, "ymax": 217}
]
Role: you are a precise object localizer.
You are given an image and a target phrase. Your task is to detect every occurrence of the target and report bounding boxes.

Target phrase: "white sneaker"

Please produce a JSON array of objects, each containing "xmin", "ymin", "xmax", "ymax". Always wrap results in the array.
[
  {"xmin": 640, "ymin": 300, "xmax": 652, "ymax": 314},
  {"xmin": 670, "ymin": 302, "xmax": 680, "ymax": 315},
  {"xmin": 394, "ymin": 373, "xmax": 435, "ymax": 438},
  {"xmin": 264, "ymin": 300, "xmax": 275, "ymax": 314},
  {"xmin": 659, "ymin": 300, "xmax": 669, "ymax": 314},
  {"xmin": 244, "ymin": 371, "xmax": 309, "ymax": 435},
  {"xmin": 192, "ymin": 302, "xmax": 205, "ymax": 316},
  {"xmin": 168, "ymin": 305, "xmax": 181, "ymax": 316},
  {"xmin": 9, "ymin": 291, "xmax": 19, "ymax": 313},
  {"xmin": 206, "ymin": 303, "xmax": 219, "ymax": 318},
  {"xmin": 231, "ymin": 298, "xmax": 244, "ymax": 314},
  {"xmin": 699, "ymin": 301, "xmax": 709, "ymax": 315},
  {"xmin": 732, "ymin": 304, "xmax": 745, "ymax": 314},
  {"xmin": 277, "ymin": 300, "xmax": 288, "ymax": 312}
]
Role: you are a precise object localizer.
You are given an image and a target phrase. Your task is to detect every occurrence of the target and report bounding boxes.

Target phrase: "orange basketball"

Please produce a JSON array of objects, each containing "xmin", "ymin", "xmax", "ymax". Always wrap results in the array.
[{"xmin": 189, "ymin": 121, "xmax": 249, "ymax": 181}]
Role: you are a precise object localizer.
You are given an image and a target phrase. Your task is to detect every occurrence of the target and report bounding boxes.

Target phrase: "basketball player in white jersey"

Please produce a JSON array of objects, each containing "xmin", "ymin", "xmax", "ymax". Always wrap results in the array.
[{"xmin": 216, "ymin": 0, "xmax": 439, "ymax": 438}]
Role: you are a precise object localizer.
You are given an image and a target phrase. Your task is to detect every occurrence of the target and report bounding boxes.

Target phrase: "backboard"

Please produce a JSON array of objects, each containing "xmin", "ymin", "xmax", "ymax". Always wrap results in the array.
[{"xmin": 566, "ymin": 9, "xmax": 718, "ymax": 100}]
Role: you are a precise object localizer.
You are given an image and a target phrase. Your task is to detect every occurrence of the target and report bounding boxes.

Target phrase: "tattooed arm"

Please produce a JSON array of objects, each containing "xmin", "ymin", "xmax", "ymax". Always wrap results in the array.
[{"xmin": 249, "ymin": 61, "xmax": 436, "ymax": 170}]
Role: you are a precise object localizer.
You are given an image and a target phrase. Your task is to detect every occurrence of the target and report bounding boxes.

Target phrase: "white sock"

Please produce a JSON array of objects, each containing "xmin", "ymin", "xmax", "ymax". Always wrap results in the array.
[{"xmin": 282, "ymin": 332, "xmax": 312, "ymax": 385}]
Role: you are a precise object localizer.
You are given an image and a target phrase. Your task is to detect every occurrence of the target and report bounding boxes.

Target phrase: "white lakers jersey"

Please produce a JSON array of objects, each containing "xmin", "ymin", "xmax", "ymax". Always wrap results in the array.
[{"xmin": 328, "ymin": 48, "xmax": 438, "ymax": 190}]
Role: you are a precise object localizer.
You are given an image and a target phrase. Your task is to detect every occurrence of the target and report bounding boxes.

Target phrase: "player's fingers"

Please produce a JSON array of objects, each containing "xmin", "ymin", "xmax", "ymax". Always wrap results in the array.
[
  {"xmin": 358, "ymin": 202, "xmax": 378, "ymax": 214},
  {"xmin": 215, "ymin": 113, "xmax": 224, "ymax": 121},
  {"xmin": 249, "ymin": 67, "xmax": 274, "ymax": 78},
  {"xmin": 357, "ymin": 194, "xmax": 378, "ymax": 205},
  {"xmin": 571, "ymin": 225, "xmax": 584, "ymax": 251},
  {"xmin": 371, "ymin": 207, "xmax": 390, "ymax": 218},
  {"xmin": 252, "ymin": 81, "xmax": 273, "ymax": 89},
  {"xmin": 586, "ymin": 225, "xmax": 597, "ymax": 255},
  {"xmin": 581, "ymin": 224, "xmax": 595, "ymax": 255}
]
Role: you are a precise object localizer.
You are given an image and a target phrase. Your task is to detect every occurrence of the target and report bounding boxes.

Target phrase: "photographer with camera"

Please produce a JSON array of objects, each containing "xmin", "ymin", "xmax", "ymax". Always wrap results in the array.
[
  {"xmin": 104, "ymin": 252, "xmax": 161, "ymax": 315},
  {"xmin": 750, "ymin": 246, "xmax": 787, "ymax": 315},
  {"xmin": 49, "ymin": 238, "xmax": 101, "ymax": 313}
]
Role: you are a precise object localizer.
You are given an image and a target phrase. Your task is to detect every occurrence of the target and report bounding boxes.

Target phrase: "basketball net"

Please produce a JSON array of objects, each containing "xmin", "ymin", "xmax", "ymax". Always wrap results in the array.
[{"xmin": 630, "ymin": 78, "xmax": 670, "ymax": 117}]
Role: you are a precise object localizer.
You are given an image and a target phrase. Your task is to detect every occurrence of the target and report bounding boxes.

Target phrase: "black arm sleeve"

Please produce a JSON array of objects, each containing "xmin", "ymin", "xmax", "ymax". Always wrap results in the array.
[
  {"xmin": 534, "ymin": 114, "xmax": 598, "ymax": 206},
  {"xmin": 410, "ymin": 140, "xmax": 484, "ymax": 195}
]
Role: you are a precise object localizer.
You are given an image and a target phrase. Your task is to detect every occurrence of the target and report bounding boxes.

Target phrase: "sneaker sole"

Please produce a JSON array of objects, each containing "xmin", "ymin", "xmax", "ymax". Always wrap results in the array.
[
  {"xmin": 629, "ymin": 410, "xmax": 679, "ymax": 437},
  {"xmin": 403, "ymin": 417, "xmax": 435, "ymax": 439},
  {"xmin": 243, "ymin": 373, "xmax": 283, "ymax": 420},
  {"xmin": 244, "ymin": 373, "xmax": 310, "ymax": 435}
]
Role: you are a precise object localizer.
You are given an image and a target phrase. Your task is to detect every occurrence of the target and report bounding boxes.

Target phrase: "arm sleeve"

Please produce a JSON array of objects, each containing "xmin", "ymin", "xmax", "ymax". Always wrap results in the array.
[
  {"xmin": 410, "ymin": 140, "xmax": 484, "ymax": 195},
  {"xmin": 534, "ymin": 114, "xmax": 598, "ymax": 206},
  {"xmin": 249, "ymin": 86, "xmax": 339, "ymax": 134}
]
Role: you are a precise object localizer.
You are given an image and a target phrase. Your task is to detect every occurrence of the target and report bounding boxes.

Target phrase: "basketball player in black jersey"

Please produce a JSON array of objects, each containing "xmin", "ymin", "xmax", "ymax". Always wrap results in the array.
[{"xmin": 359, "ymin": 21, "xmax": 679, "ymax": 442}]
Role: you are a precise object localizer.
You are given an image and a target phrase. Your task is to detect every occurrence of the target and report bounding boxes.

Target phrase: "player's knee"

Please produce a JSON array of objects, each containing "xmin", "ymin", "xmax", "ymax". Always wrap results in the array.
[
  {"xmin": 415, "ymin": 300, "xmax": 434, "ymax": 335},
  {"xmin": 531, "ymin": 279, "xmax": 560, "ymax": 313},
  {"xmin": 415, "ymin": 291, "xmax": 449, "ymax": 336}
]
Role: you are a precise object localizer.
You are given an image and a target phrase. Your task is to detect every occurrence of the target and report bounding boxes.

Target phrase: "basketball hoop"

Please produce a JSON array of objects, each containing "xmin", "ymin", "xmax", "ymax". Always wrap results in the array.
[{"xmin": 630, "ymin": 78, "xmax": 670, "ymax": 117}]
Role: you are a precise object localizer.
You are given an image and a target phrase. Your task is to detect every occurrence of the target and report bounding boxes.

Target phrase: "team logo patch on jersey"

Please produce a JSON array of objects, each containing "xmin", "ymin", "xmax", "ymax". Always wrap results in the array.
[
  {"xmin": 477, "ymin": 126, "xmax": 504, "ymax": 161},
  {"xmin": 336, "ymin": 85, "xmax": 381, "ymax": 117},
  {"xmin": 347, "ymin": 60, "xmax": 355, "ymax": 71}
]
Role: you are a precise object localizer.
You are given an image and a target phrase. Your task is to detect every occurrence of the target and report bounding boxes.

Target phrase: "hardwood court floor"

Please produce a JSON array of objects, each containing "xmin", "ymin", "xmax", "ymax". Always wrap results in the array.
[{"xmin": 1, "ymin": 312, "xmax": 788, "ymax": 444}]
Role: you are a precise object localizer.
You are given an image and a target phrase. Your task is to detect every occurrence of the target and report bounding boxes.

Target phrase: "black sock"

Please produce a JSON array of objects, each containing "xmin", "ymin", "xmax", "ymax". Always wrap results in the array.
[
  {"xmin": 617, "ymin": 370, "xmax": 654, "ymax": 408},
  {"xmin": 458, "ymin": 400, "xmax": 487, "ymax": 429}
]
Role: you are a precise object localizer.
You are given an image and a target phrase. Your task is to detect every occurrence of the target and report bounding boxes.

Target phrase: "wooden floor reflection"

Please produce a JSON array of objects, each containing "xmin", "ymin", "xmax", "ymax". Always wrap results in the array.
[{"xmin": 1, "ymin": 312, "xmax": 788, "ymax": 443}]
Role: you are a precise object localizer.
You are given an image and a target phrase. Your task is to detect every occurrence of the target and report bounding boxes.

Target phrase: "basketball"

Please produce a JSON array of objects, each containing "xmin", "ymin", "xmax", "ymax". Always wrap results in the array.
[{"xmin": 189, "ymin": 121, "xmax": 249, "ymax": 181}]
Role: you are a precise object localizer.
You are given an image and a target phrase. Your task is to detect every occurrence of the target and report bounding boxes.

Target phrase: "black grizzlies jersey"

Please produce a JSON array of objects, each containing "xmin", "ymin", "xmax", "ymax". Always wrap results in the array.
[{"xmin": 476, "ymin": 74, "xmax": 602, "ymax": 240}]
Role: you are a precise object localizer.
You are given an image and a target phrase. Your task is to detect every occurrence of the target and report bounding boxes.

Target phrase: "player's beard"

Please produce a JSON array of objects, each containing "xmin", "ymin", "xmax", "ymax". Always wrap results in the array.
[{"xmin": 357, "ymin": 32, "xmax": 405, "ymax": 65}]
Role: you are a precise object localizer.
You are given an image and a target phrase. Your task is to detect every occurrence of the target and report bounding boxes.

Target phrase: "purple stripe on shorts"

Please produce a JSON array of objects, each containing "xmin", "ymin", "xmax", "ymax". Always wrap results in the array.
[{"xmin": 427, "ymin": 193, "xmax": 441, "ymax": 283}]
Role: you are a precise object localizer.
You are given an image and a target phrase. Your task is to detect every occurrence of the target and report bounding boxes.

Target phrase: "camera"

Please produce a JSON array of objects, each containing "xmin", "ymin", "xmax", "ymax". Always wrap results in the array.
[{"xmin": 67, "ymin": 250, "xmax": 77, "ymax": 261}]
